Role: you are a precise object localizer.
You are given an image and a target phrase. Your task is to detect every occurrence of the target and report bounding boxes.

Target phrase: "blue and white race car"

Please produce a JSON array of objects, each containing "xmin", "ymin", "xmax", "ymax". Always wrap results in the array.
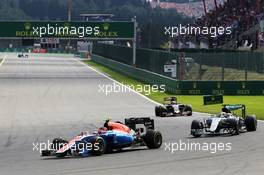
[{"xmin": 41, "ymin": 117, "xmax": 162, "ymax": 157}]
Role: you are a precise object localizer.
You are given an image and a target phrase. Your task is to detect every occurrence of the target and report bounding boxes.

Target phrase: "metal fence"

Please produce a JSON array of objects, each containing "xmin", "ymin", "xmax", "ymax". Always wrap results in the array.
[
  {"xmin": 92, "ymin": 54, "xmax": 264, "ymax": 95},
  {"xmin": 92, "ymin": 43, "xmax": 264, "ymax": 81}
]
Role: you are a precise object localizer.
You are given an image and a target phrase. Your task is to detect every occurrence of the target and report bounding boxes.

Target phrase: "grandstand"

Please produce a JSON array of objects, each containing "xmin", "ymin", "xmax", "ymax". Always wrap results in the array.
[
  {"xmin": 91, "ymin": 1, "xmax": 264, "ymax": 82},
  {"xmin": 199, "ymin": 0, "xmax": 264, "ymax": 50},
  {"xmin": 151, "ymin": 0, "xmax": 225, "ymax": 18},
  {"xmin": 160, "ymin": 0, "xmax": 264, "ymax": 50}
]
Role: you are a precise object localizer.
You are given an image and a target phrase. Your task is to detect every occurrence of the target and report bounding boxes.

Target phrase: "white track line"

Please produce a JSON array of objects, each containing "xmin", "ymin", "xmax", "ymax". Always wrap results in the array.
[
  {"xmin": 73, "ymin": 57, "xmax": 161, "ymax": 106},
  {"xmin": 73, "ymin": 57, "xmax": 264, "ymax": 121},
  {"xmin": 0, "ymin": 55, "xmax": 6, "ymax": 66}
]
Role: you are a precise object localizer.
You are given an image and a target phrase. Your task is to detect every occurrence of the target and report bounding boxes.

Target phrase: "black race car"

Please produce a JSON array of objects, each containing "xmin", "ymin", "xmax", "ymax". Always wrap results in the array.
[
  {"xmin": 18, "ymin": 53, "xmax": 29, "ymax": 58},
  {"xmin": 155, "ymin": 97, "xmax": 192, "ymax": 117},
  {"xmin": 191, "ymin": 104, "xmax": 257, "ymax": 137}
]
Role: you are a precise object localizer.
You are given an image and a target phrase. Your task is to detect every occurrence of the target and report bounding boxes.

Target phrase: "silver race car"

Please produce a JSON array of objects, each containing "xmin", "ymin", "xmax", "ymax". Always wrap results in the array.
[{"xmin": 191, "ymin": 104, "xmax": 257, "ymax": 137}]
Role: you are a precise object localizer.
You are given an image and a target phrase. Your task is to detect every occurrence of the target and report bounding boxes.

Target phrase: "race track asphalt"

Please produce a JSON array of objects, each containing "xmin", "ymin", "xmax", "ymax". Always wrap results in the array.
[{"xmin": 0, "ymin": 53, "xmax": 263, "ymax": 175}]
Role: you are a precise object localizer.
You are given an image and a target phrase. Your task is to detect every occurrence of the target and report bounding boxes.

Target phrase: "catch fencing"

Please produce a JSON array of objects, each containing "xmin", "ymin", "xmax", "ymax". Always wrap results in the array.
[
  {"xmin": 92, "ymin": 54, "xmax": 264, "ymax": 95},
  {"xmin": 93, "ymin": 43, "xmax": 264, "ymax": 81}
]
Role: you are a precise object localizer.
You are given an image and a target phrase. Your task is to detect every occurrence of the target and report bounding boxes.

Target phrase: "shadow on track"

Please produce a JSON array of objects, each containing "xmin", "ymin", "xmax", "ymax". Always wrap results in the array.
[{"xmin": 41, "ymin": 148, "xmax": 148, "ymax": 160}]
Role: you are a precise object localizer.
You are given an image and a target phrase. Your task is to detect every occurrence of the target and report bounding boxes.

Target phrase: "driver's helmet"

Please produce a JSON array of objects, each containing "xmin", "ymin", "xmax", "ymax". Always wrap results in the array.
[
  {"xmin": 222, "ymin": 107, "xmax": 231, "ymax": 113},
  {"xmin": 170, "ymin": 97, "xmax": 177, "ymax": 104}
]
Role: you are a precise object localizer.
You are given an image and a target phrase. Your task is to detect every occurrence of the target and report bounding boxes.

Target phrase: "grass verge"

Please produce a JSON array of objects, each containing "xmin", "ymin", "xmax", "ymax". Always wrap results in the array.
[{"xmin": 84, "ymin": 60, "xmax": 264, "ymax": 120}]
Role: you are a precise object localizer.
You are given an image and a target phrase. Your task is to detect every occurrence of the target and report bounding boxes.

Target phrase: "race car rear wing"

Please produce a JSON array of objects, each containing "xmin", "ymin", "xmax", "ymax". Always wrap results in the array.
[
  {"xmin": 222, "ymin": 104, "xmax": 246, "ymax": 118},
  {"xmin": 125, "ymin": 117, "xmax": 155, "ymax": 131},
  {"xmin": 164, "ymin": 97, "xmax": 177, "ymax": 102}
]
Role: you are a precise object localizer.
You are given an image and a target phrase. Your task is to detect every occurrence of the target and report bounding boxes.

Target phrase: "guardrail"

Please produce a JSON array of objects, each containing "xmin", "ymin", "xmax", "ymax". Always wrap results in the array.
[{"xmin": 92, "ymin": 54, "xmax": 264, "ymax": 95}]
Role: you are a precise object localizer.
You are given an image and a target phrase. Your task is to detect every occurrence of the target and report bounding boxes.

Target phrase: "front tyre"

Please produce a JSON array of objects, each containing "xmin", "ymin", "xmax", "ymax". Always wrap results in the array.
[
  {"xmin": 144, "ymin": 130, "xmax": 162, "ymax": 149},
  {"xmin": 245, "ymin": 115, "xmax": 257, "ymax": 131},
  {"xmin": 91, "ymin": 137, "xmax": 106, "ymax": 156},
  {"xmin": 155, "ymin": 106, "xmax": 160, "ymax": 117},
  {"xmin": 159, "ymin": 107, "xmax": 166, "ymax": 117},
  {"xmin": 191, "ymin": 120, "xmax": 203, "ymax": 137},
  {"xmin": 41, "ymin": 150, "xmax": 52, "ymax": 156}
]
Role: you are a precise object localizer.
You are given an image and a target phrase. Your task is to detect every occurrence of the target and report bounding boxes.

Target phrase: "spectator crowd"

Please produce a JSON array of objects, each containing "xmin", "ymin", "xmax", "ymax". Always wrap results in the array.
[{"xmin": 177, "ymin": 0, "xmax": 264, "ymax": 49}]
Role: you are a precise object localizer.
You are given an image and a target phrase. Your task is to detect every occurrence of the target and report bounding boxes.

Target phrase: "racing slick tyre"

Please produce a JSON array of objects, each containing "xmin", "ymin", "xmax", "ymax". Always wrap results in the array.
[
  {"xmin": 91, "ymin": 137, "xmax": 106, "ymax": 156},
  {"xmin": 191, "ymin": 120, "xmax": 203, "ymax": 137},
  {"xmin": 159, "ymin": 107, "xmax": 166, "ymax": 117},
  {"xmin": 245, "ymin": 115, "xmax": 257, "ymax": 131},
  {"xmin": 143, "ymin": 130, "xmax": 162, "ymax": 149},
  {"xmin": 41, "ymin": 150, "xmax": 52, "ymax": 156},
  {"xmin": 155, "ymin": 106, "xmax": 160, "ymax": 117},
  {"xmin": 184, "ymin": 106, "xmax": 192, "ymax": 116}
]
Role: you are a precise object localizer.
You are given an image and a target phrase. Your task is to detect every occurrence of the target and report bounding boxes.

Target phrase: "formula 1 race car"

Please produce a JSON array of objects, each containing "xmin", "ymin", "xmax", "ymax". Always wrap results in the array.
[
  {"xmin": 41, "ymin": 117, "xmax": 162, "ymax": 158},
  {"xmin": 155, "ymin": 97, "xmax": 192, "ymax": 117},
  {"xmin": 191, "ymin": 104, "xmax": 257, "ymax": 137},
  {"xmin": 18, "ymin": 53, "xmax": 29, "ymax": 58}
]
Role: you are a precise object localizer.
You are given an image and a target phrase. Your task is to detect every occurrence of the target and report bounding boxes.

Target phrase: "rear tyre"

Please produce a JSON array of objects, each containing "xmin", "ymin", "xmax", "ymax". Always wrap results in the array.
[
  {"xmin": 144, "ymin": 130, "xmax": 162, "ymax": 149},
  {"xmin": 191, "ymin": 120, "xmax": 203, "ymax": 137},
  {"xmin": 91, "ymin": 137, "xmax": 106, "ymax": 156},
  {"xmin": 245, "ymin": 115, "xmax": 257, "ymax": 131}
]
